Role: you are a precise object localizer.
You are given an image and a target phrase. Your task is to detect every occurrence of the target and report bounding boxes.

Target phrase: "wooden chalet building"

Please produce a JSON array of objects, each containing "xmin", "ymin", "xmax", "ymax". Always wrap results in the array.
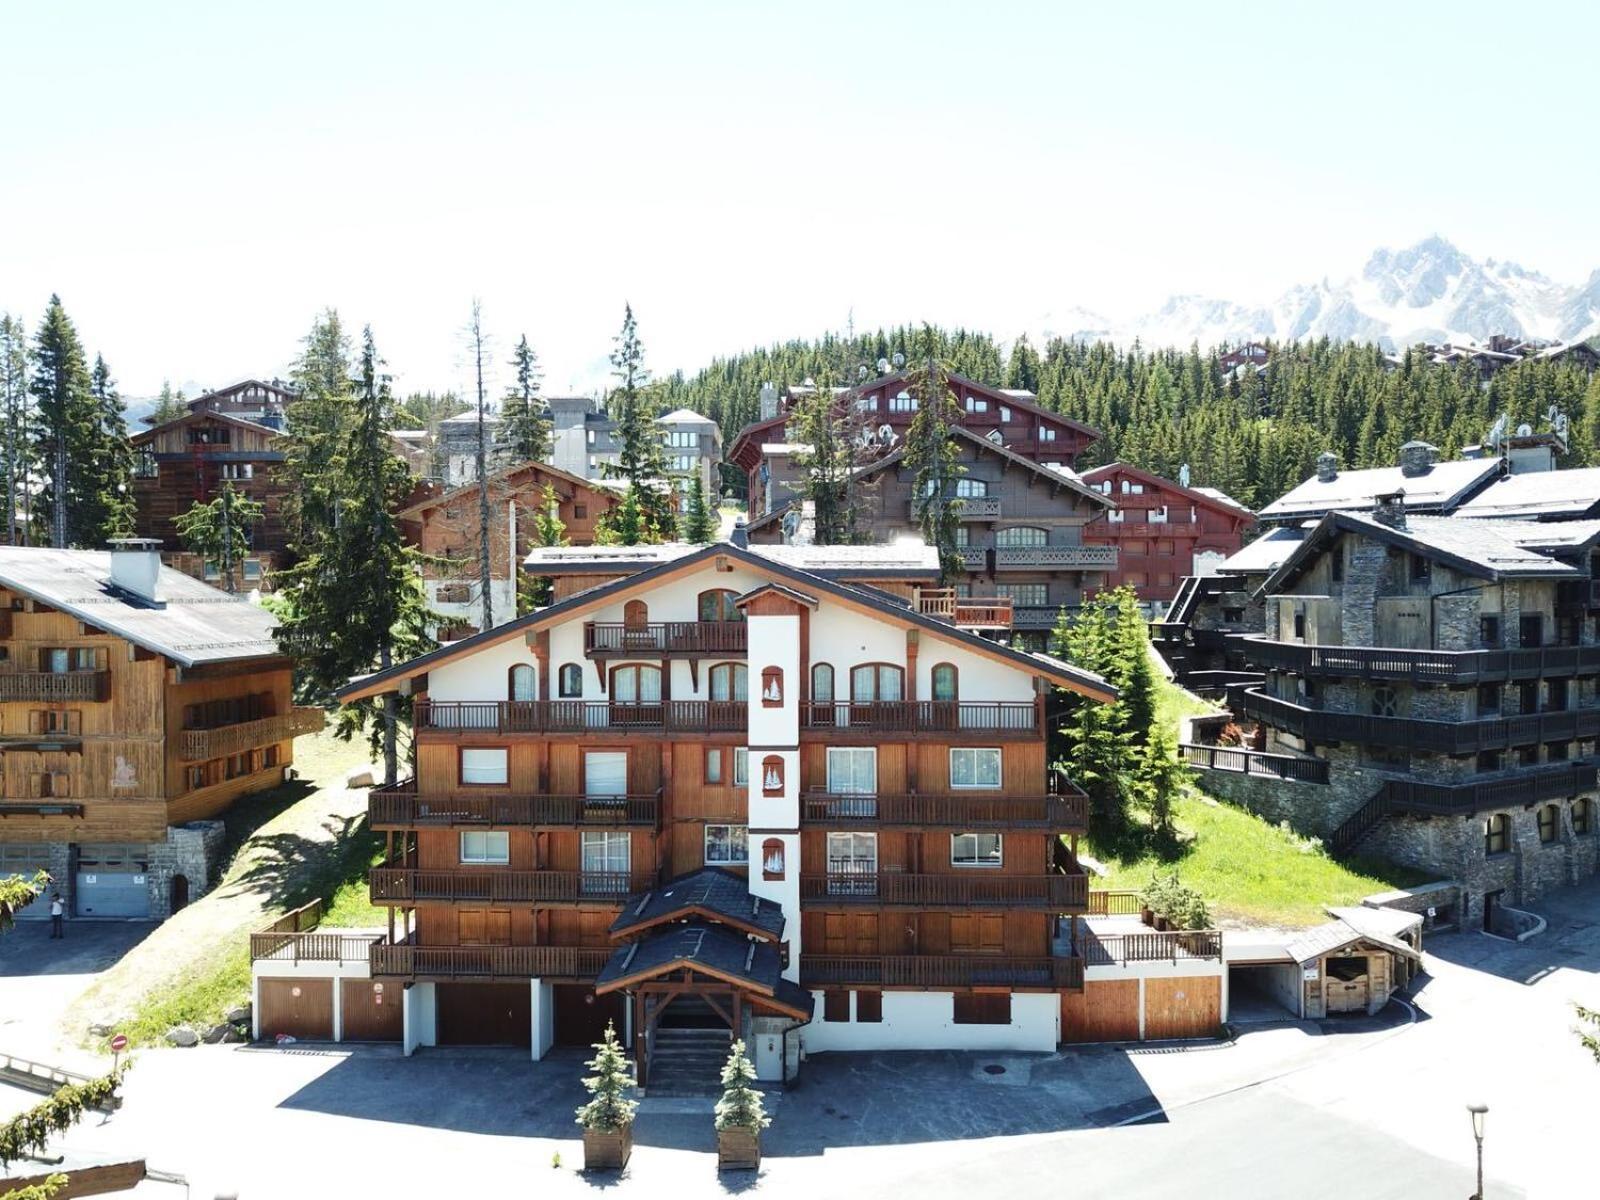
[
  {"xmin": 0, "ymin": 541, "xmax": 321, "ymax": 920},
  {"xmin": 397, "ymin": 460, "xmax": 622, "ymax": 638},
  {"xmin": 1079, "ymin": 462, "xmax": 1255, "ymax": 610},
  {"xmin": 331, "ymin": 540, "xmax": 1120, "ymax": 1081}
]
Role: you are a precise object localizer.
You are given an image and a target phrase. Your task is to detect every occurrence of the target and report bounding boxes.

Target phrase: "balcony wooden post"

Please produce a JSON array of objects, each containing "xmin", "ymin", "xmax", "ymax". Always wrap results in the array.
[{"xmin": 906, "ymin": 630, "xmax": 919, "ymax": 703}]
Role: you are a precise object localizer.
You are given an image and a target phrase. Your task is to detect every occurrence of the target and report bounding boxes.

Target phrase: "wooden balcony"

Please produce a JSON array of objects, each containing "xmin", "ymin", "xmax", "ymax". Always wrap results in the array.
[
  {"xmin": 994, "ymin": 545, "xmax": 1118, "ymax": 570},
  {"xmin": 0, "ymin": 671, "xmax": 108, "ymax": 703},
  {"xmin": 414, "ymin": 699, "xmax": 745, "ymax": 736},
  {"xmin": 369, "ymin": 939, "xmax": 610, "ymax": 981},
  {"xmin": 180, "ymin": 707, "xmax": 325, "ymax": 762},
  {"xmin": 368, "ymin": 783, "xmax": 662, "ymax": 830},
  {"xmin": 800, "ymin": 790, "xmax": 1088, "ymax": 831},
  {"xmin": 0, "ymin": 801, "xmax": 85, "ymax": 818},
  {"xmin": 798, "ymin": 701, "xmax": 1039, "ymax": 738},
  {"xmin": 1086, "ymin": 889, "xmax": 1142, "ymax": 916},
  {"xmin": 1012, "ymin": 604, "xmax": 1069, "ymax": 630},
  {"xmin": 907, "ymin": 496, "xmax": 1003, "ymax": 521},
  {"xmin": 1240, "ymin": 637, "xmax": 1600, "ymax": 684},
  {"xmin": 249, "ymin": 930, "xmax": 386, "ymax": 964},
  {"xmin": 915, "ymin": 589, "xmax": 1013, "ymax": 630},
  {"xmin": 370, "ymin": 866, "xmax": 657, "ymax": 906},
  {"xmin": 1242, "ymin": 689, "xmax": 1600, "ymax": 754},
  {"xmin": 799, "ymin": 870, "xmax": 1087, "ymax": 910},
  {"xmin": 1378, "ymin": 761, "xmax": 1597, "ymax": 818},
  {"xmin": 1079, "ymin": 929, "xmax": 1223, "ymax": 965},
  {"xmin": 583, "ymin": 620, "xmax": 747, "ymax": 657},
  {"xmin": 801, "ymin": 953, "xmax": 1084, "ymax": 991},
  {"xmin": 1179, "ymin": 742, "xmax": 1330, "ymax": 784},
  {"xmin": 1103, "ymin": 521, "xmax": 1199, "ymax": 539}
]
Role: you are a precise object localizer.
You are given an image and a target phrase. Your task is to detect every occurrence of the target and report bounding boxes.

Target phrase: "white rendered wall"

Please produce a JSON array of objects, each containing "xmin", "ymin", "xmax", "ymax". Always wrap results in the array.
[
  {"xmin": 800, "ymin": 990, "xmax": 1059, "ymax": 1054},
  {"xmin": 429, "ymin": 635, "xmax": 539, "ymax": 702},
  {"xmin": 403, "ymin": 981, "xmax": 437, "ymax": 1056},
  {"xmin": 745, "ymin": 609, "xmax": 802, "ymax": 980},
  {"xmin": 427, "ymin": 580, "xmax": 518, "ymax": 632}
]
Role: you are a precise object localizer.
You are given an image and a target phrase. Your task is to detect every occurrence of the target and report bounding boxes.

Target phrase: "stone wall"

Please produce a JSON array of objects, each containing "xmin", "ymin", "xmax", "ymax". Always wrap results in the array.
[
  {"xmin": 1362, "ymin": 880, "xmax": 1463, "ymax": 932},
  {"xmin": 145, "ymin": 820, "xmax": 228, "ymax": 918}
]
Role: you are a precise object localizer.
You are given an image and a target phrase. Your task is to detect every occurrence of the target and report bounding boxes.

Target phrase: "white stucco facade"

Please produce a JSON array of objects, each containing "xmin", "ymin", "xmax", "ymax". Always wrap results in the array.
[{"xmin": 800, "ymin": 989, "xmax": 1060, "ymax": 1054}]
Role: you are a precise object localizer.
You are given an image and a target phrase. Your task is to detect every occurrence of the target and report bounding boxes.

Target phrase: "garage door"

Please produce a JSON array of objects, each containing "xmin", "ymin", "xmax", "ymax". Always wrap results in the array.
[
  {"xmin": 258, "ymin": 978, "xmax": 335, "ymax": 1040},
  {"xmin": 437, "ymin": 982, "xmax": 531, "ymax": 1047},
  {"xmin": 75, "ymin": 845, "xmax": 151, "ymax": 918},
  {"xmin": 554, "ymin": 984, "xmax": 627, "ymax": 1047},
  {"xmin": 341, "ymin": 979, "xmax": 403, "ymax": 1042},
  {"xmin": 0, "ymin": 844, "xmax": 52, "ymax": 920}
]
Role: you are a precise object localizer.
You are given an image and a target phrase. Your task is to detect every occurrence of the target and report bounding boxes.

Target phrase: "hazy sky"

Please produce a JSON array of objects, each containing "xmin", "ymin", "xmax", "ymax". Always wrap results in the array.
[{"xmin": 3, "ymin": 0, "xmax": 1596, "ymax": 400}]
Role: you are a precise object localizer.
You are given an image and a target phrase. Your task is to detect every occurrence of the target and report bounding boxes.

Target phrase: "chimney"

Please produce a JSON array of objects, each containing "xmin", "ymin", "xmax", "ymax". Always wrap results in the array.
[
  {"xmin": 1373, "ymin": 490, "xmax": 1407, "ymax": 529},
  {"xmin": 759, "ymin": 382, "xmax": 779, "ymax": 422},
  {"xmin": 107, "ymin": 538, "xmax": 165, "ymax": 606},
  {"xmin": 730, "ymin": 516, "xmax": 749, "ymax": 549},
  {"xmin": 1398, "ymin": 440, "xmax": 1438, "ymax": 478},
  {"xmin": 790, "ymin": 501, "xmax": 817, "ymax": 547},
  {"xmin": 1315, "ymin": 451, "xmax": 1339, "ymax": 483}
]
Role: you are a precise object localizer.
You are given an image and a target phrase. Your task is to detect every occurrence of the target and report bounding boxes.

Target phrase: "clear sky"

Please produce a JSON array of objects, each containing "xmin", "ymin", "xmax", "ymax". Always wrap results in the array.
[{"xmin": 2, "ymin": 0, "xmax": 1596, "ymax": 400}]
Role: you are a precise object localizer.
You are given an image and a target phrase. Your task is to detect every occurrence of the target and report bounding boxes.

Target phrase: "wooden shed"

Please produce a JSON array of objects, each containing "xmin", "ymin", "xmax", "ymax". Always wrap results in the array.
[{"xmin": 1283, "ymin": 908, "xmax": 1422, "ymax": 1020}]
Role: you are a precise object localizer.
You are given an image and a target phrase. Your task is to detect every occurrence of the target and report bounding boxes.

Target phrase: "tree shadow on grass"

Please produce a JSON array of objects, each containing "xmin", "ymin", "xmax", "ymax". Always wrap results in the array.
[{"xmin": 223, "ymin": 814, "xmax": 377, "ymax": 912}]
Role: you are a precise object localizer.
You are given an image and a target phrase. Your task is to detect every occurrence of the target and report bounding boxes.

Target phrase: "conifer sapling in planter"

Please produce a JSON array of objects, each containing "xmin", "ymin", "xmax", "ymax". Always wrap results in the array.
[
  {"xmin": 575, "ymin": 1022, "xmax": 637, "ymax": 1171},
  {"xmin": 714, "ymin": 1039, "xmax": 770, "ymax": 1170}
]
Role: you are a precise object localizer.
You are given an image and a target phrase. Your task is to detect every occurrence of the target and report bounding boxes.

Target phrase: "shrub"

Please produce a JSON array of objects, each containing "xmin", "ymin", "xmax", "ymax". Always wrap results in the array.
[
  {"xmin": 574, "ymin": 1022, "xmax": 637, "ymax": 1132},
  {"xmin": 714, "ymin": 1040, "xmax": 770, "ymax": 1134}
]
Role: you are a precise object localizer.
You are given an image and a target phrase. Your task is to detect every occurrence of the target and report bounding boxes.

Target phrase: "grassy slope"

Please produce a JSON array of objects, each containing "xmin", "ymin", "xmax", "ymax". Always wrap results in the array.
[{"xmin": 1086, "ymin": 673, "xmax": 1431, "ymax": 928}]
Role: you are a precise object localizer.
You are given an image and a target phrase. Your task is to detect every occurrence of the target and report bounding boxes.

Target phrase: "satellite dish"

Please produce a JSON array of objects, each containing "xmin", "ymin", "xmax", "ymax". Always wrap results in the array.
[
  {"xmin": 1516, "ymin": 423, "xmax": 1533, "ymax": 437},
  {"xmin": 877, "ymin": 357, "xmax": 890, "ymax": 373},
  {"xmin": 891, "ymin": 351, "xmax": 906, "ymax": 369},
  {"xmin": 858, "ymin": 364, "xmax": 869, "ymax": 380},
  {"xmin": 1178, "ymin": 463, "xmax": 1191, "ymax": 489},
  {"xmin": 878, "ymin": 423, "xmax": 896, "ymax": 444}
]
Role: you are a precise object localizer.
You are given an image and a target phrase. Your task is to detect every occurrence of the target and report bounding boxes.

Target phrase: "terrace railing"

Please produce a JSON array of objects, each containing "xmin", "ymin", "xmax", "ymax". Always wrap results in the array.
[
  {"xmin": 583, "ymin": 621, "xmax": 747, "ymax": 656},
  {"xmin": 1179, "ymin": 742, "xmax": 1330, "ymax": 784},
  {"xmin": 799, "ymin": 870, "xmax": 1087, "ymax": 909},
  {"xmin": 798, "ymin": 701, "xmax": 1038, "ymax": 735},
  {"xmin": 415, "ymin": 699, "xmax": 745, "ymax": 735},
  {"xmin": 369, "ymin": 784, "xmax": 662, "ymax": 829}
]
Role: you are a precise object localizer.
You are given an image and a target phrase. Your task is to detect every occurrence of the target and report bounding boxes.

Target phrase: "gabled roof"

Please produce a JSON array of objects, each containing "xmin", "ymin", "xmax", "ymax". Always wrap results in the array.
[
  {"xmin": 609, "ymin": 868, "xmax": 786, "ymax": 942},
  {"xmin": 1285, "ymin": 912, "xmax": 1421, "ymax": 964},
  {"xmin": 0, "ymin": 547, "xmax": 283, "ymax": 667},
  {"xmin": 1260, "ymin": 512, "xmax": 1582, "ymax": 596},
  {"xmin": 131, "ymin": 407, "xmax": 281, "ymax": 446},
  {"xmin": 1079, "ymin": 461, "xmax": 1256, "ymax": 519},
  {"xmin": 1216, "ymin": 526, "xmax": 1305, "ymax": 575},
  {"xmin": 1454, "ymin": 466, "xmax": 1600, "ymax": 522},
  {"xmin": 396, "ymin": 458, "xmax": 616, "ymax": 520},
  {"xmin": 657, "ymin": 407, "xmax": 717, "ymax": 425},
  {"xmin": 337, "ymin": 540, "xmax": 1116, "ymax": 703},
  {"xmin": 188, "ymin": 378, "xmax": 297, "ymax": 406},
  {"xmin": 595, "ymin": 922, "xmax": 813, "ymax": 1019},
  {"xmin": 1258, "ymin": 457, "xmax": 1504, "ymax": 522}
]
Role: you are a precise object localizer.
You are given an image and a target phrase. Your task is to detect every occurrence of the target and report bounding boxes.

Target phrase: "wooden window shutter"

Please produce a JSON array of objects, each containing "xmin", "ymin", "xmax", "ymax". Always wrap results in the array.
[{"xmin": 459, "ymin": 909, "xmax": 486, "ymax": 945}]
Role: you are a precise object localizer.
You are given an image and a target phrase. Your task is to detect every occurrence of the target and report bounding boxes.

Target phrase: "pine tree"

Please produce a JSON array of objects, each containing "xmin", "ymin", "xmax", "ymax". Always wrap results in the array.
[
  {"xmin": 521, "ymin": 483, "xmax": 568, "ymax": 612},
  {"xmin": 501, "ymin": 335, "xmax": 550, "ymax": 462},
  {"xmin": 905, "ymin": 327, "xmax": 967, "ymax": 580},
  {"xmin": 464, "ymin": 301, "xmax": 495, "ymax": 630},
  {"xmin": 713, "ymin": 1039, "xmax": 770, "ymax": 1133},
  {"xmin": 574, "ymin": 1022, "xmax": 637, "ymax": 1132},
  {"xmin": 1005, "ymin": 334, "xmax": 1042, "ymax": 393},
  {"xmin": 1110, "ymin": 588, "xmax": 1158, "ymax": 745},
  {"xmin": 173, "ymin": 483, "xmax": 264, "ymax": 594},
  {"xmin": 598, "ymin": 304, "xmax": 673, "ymax": 542},
  {"xmin": 281, "ymin": 310, "xmax": 356, "ymax": 551},
  {"xmin": 86, "ymin": 355, "xmax": 134, "ymax": 539},
  {"xmin": 1129, "ymin": 727, "xmax": 1190, "ymax": 845},
  {"xmin": 0, "ymin": 314, "xmax": 32, "ymax": 545},
  {"xmin": 681, "ymin": 471, "xmax": 716, "ymax": 543},
  {"xmin": 148, "ymin": 380, "xmax": 189, "ymax": 425},
  {"xmin": 789, "ymin": 372, "xmax": 862, "ymax": 544}
]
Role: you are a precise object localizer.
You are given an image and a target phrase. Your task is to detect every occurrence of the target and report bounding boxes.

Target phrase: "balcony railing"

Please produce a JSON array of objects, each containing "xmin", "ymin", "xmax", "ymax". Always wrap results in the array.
[
  {"xmin": 908, "ymin": 496, "xmax": 1003, "ymax": 521},
  {"xmin": 799, "ymin": 870, "xmax": 1087, "ymax": 909},
  {"xmin": 0, "ymin": 801, "xmax": 85, "ymax": 818},
  {"xmin": 1012, "ymin": 605, "xmax": 1069, "ymax": 629},
  {"xmin": 1086, "ymin": 889, "xmax": 1143, "ymax": 916},
  {"xmin": 1102, "ymin": 521, "xmax": 1198, "ymax": 539},
  {"xmin": 370, "ymin": 866, "xmax": 657, "ymax": 905},
  {"xmin": 1379, "ymin": 762, "xmax": 1597, "ymax": 817},
  {"xmin": 0, "ymin": 671, "xmax": 108, "ymax": 703},
  {"xmin": 180, "ymin": 707, "xmax": 325, "ymax": 762},
  {"xmin": 249, "ymin": 930, "xmax": 386, "ymax": 964},
  {"xmin": 369, "ymin": 784, "xmax": 662, "ymax": 829},
  {"xmin": 1240, "ymin": 637, "xmax": 1600, "ymax": 684},
  {"xmin": 995, "ymin": 545, "xmax": 1118, "ymax": 570},
  {"xmin": 798, "ymin": 701, "xmax": 1039, "ymax": 735},
  {"xmin": 370, "ymin": 940, "xmax": 610, "ymax": 980},
  {"xmin": 915, "ymin": 589, "xmax": 1013, "ymax": 630},
  {"xmin": 415, "ymin": 699, "xmax": 745, "ymax": 735},
  {"xmin": 800, "ymin": 790, "xmax": 1088, "ymax": 830},
  {"xmin": 801, "ymin": 954, "xmax": 1083, "ymax": 990},
  {"xmin": 1242, "ymin": 689, "xmax": 1600, "ymax": 754},
  {"xmin": 1179, "ymin": 742, "xmax": 1330, "ymax": 784},
  {"xmin": 583, "ymin": 621, "xmax": 747, "ymax": 657},
  {"xmin": 1079, "ymin": 929, "xmax": 1222, "ymax": 965}
]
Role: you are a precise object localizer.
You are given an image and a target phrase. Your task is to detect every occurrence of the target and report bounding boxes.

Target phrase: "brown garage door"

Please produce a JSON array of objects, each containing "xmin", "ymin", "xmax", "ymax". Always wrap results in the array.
[
  {"xmin": 1060, "ymin": 979, "xmax": 1140, "ymax": 1043},
  {"xmin": 554, "ymin": 984, "xmax": 628, "ymax": 1047},
  {"xmin": 258, "ymin": 978, "xmax": 334, "ymax": 1041},
  {"xmin": 1144, "ymin": 976, "xmax": 1222, "ymax": 1039},
  {"xmin": 341, "ymin": 979, "xmax": 403, "ymax": 1042},
  {"xmin": 437, "ymin": 982, "xmax": 531, "ymax": 1047}
]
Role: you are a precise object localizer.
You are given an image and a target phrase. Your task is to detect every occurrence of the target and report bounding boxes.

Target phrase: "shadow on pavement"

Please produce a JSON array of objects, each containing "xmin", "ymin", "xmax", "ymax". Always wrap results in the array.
[{"xmin": 0, "ymin": 920, "xmax": 158, "ymax": 978}]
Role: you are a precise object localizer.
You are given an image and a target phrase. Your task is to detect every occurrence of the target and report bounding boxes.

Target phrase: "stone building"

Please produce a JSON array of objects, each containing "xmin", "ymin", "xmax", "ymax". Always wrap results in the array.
[{"xmin": 547, "ymin": 396, "xmax": 723, "ymax": 509}]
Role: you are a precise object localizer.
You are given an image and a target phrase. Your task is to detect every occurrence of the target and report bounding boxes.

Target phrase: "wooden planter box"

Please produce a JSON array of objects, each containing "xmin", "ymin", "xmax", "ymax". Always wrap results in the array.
[
  {"xmin": 717, "ymin": 1127, "xmax": 762, "ymax": 1171},
  {"xmin": 583, "ymin": 1124, "xmax": 633, "ymax": 1171}
]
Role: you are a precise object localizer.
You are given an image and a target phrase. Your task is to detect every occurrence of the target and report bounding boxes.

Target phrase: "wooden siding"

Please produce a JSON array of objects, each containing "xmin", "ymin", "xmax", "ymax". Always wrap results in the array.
[
  {"xmin": 1060, "ymin": 979, "xmax": 1140, "ymax": 1043},
  {"xmin": 257, "ymin": 977, "xmax": 334, "ymax": 1040},
  {"xmin": 340, "ymin": 979, "xmax": 403, "ymax": 1041},
  {"xmin": 1144, "ymin": 976, "xmax": 1222, "ymax": 1039}
]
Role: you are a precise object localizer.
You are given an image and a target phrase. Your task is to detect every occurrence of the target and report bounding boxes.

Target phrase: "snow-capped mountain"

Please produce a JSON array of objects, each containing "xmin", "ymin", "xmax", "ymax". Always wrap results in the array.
[{"xmin": 1041, "ymin": 236, "xmax": 1600, "ymax": 352}]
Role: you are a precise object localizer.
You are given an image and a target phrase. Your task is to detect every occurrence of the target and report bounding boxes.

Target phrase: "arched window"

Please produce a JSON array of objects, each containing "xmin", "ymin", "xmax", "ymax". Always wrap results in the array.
[
  {"xmin": 995, "ymin": 526, "xmax": 1048, "ymax": 548},
  {"xmin": 1537, "ymin": 803, "xmax": 1560, "ymax": 844},
  {"xmin": 851, "ymin": 664, "xmax": 904, "ymax": 702},
  {"xmin": 1573, "ymin": 798, "xmax": 1593, "ymax": 836},
  {"xmin": 931, "ymin": 663, "xmax": 958, "ymax": 703},
  {"xmin": 812, "ymin": 663, "xmax": 834, "ymax": 703},
  {"xmin": 558, "ymin": 664, "xmax": 583, "ymax": 698},
  {"xmin": 1484, "ymin": 813, "xmax": 1510, "ymax": 855},
  {"xmin": 955, "ymin": 479, "xmax": 988, "ymax": 498},
  {"xmin": 709, "ymin": 662, "xmax": 747, "ymax": 702},
  {"xmin": 610, "ymin": 664, "xmax": 662, "ymax": 703},
  {"xmin": 508, "ymin": 663, "xmax": 535, "ymax": 702},
  {"xmin": 624, "ymin": 599, "xmax": 648, "ymax": 627},
  {"xmin": 698, "ymin": 589, "xmax": 743, "ymax": 623}
]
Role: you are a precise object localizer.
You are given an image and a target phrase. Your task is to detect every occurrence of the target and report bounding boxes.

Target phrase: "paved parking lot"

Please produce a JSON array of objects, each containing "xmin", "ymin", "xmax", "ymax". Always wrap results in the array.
[{"xmin": 0, "ymin": 920, "xmax": 155, "ymax": 1062}]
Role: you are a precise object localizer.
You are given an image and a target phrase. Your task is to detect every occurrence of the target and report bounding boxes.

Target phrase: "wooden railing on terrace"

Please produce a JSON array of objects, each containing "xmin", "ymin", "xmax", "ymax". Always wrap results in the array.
[
  {"xmin": 798, "ymin": 701, "xmax": 1039, "ymax": 735},
  {"xmin": 369, "ymin": 784, "xmax": 663, "ymax": 829},
  {"xmin": 248, "ymin": 898, "xmax": 388, "ymax": 963},
  {"xmin": 1180, "ymin": 742, "xmax": 1331, "ymax": 785},
  {"xmin": 414, "ymin": 699, "xmax": 745, "ymax": 735},
  {"xmin": 798, "ymin": 870, "xmax": 1087, "ymax": 909},
  {"xmin": 370, "ymin": 866, "xmax": 657, "ymax": 905},
  {"xmin": 800, "ymin": 954, "xmax": 1083, "ymax": 990},
  {"xmin": 1080, "ymin": 929, "xmax": 1223, "ymax": 965},
  {"xmin": 0, "ymin": 671, "xmax": 108, "ymax": 703},
  {"xmin": 370, "ymin": 940, "xmax": 611, "ymax": 980},
  {"xmin": 181, "ymin": 707, "xmax": 326, "ymax": 762},
  {"xmin": 915, "ymin": 589, "xmax": 1014, "ymax": 630},
  {"xmin": 800, "ymin": 790, "xmax": 1087, "ymax": 830},
  {"xmin": 1240, "ymin": 637, "xmax": 1600, "ymax": 684},
  {"xmin": 1086, "ymin": 889, "xmax": 1142, "ymax": 916},
  {"xmin": 583, "ymin": 621, "xmax": 747, "ymax": 656}
]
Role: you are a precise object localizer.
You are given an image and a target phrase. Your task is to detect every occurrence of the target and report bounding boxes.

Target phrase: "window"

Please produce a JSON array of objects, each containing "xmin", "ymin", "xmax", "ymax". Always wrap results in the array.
[
  {"xmin": 1549, "ymin": 740, "xmax": 1571, "ymax": 762},
  {"xmin": 37, "ymin": 709, "xmax": 76, "ymax": 735},
  {"xmin": 698, "ymin": 589, "xmax": 742, "ymax": 623},
  {"xmin": 953, "ymin": 993, "xmax": 1012, "ymax": 1025},
  {"xmin": 955, "ymin": 479, "xmax": 988, "ymax": 498},
  {"xmin": 812, "ymin": 663, "xmax": 834, "ymax": 703},
  {"xmin": 1548, "ymin": 678, "xmax": 1569, "ymax": 711},
  {"xmin": 1223, "ymin": 607, "xmax": 1244, "ymax": 623},
  {"xmin": 1519, "ymin": 614, "xmax": 1542, "ymax": 649},
  {"xmin": 1538, "ymin": 805, "xmax": 1560, "ymax": 844},
  {"xmin": 1479, "ymin": 615, "xmax": 1501, "ymax": 648},
  {"xmin": 1484, "ymin": 813, "xmax": 1510, "ymax": 855},
  {"xmin": 242, "ymin": 559, "xmax": 262, "ymax": 582},
  {"xmin": 610, "ymin": 664, "xmax": 661, "ymax": 702},
  {"xmin": 1150, "ymin": 506, "xmax": 1169, "ymax": 524},
  {"xmin": 581, "ymin": 831, "xmax": 630, "ymax": 876},
  {"xmin": 509, "ymin": 664, "xmax": 535, "ymax": 702},
  {"xmin": 996, "ymin": 583, "xmax": 1048, "ymax": 606},
  {"xmin": 825, "ymin": 832, "xmax": 877, "ymax": 893},
  {"xmin": 220, "ymin": 462, "xmax": 253, "ymax": 480},
  {"xmin": 823, "ymin": 991, "xmax": 850, "ymax": 1022},
  {"xmin": 584, "ymin": 751, "xmax": 627, "ymax": 797},
  {"xmin": 43, "ymin": 648, "xmax": 95, "ymax": 673},
  {"xmin": 850, "ymin": 664, "xmax": 903, "ymax": 702},
  {"xmin": 995, "ymin": 527, "xmax": 1047, "ymax": 548},
  {"xmin": 999, "ymin": 406, "xmax": 1013, "ymax": 423},
  {"xmin": 706, "ymin": 748, "xmax": 723, "ymax": 784},
  {"xmin": 733, "ymin": 748, "xmax": 749, "ymax": 787},
  {"xmin": 1477, "ymin": 684, "xmax": 1501, "ymax": 715},
  {"xmin": 460, "ymin": 830, "xmax": 510, "ymax": 864},
  {"xmin": 1293, "ymin": 613, "xmax": 1306, "ymax": 640},
  {"xmin": 204, "ymin": 561, "xmax": 222, "ymax": 581},
  {"xmin": 950, "ymin": 748, "xmax": 1002, "ymax": 789},
  {"xmin": 132, "ymin": 450, "xmax": 158, "ymax": 478},
  {"xmin": 558, "ymin": 664, "xmax": 582, "ymax": 697},
  {"xmin": 986, "ymin": 429, "xmax": 1004, "ymax": 444},
  {"xmin": 574, "ymin": 503, "xmax": 588, "ymax": 519},
  {"xmin": 709, "ymin": 663, "xmax": 747, "ymax": 702},
  {"xmin": 1330, "ymin": 550, "xmax": 1344, "ymax": 583},
  {"xmin": 1518, "ymin": 681, "xmax": 1538, "ymax": 713},
  {"xmin": 931, "ymin": 663, "xmax": 957, "ymax": 702},
  {"xmin": 670, "ymin": 454, "xmax": 697, "ymax": 474},
  {"xmin": 1409, "ymin": 554, "xmax": 1431, "ymax": 583},
  {"xmin": 952, "ymin": 526, "xmax": 970, "ymax": 547},
  {"xmin": 186, "ymin": 764, "xmax": 208, "ymax": 790},
  {"xmin": 889, "ymin": 391, "xmax": 918, "ymax": 413},
  {"xmin": 855, "ymin": 989, "xmax": 883, "ymax": 1023},
  {"xmin": 826, "ymin": 748, "xmax": 876, "ymax": 794},
  {"xmin": 964, "ymin": 397, "xmax": 989, "ymax": 414},
  {"xmin": 1574, "ymin": 799, "xmax": 1593, "ymax": 836},
  {"xmin": 1038, "ymin": 426, "xmax": 1057, "ymax": 442},
  {"xmin": 1371, "ymin": 687, "xmax": 1397, "ymax": 718},
  {"xmin": 1477, "ymin": 750, "xmax": 1503, "ymax": 773},
  {"xmin": 952, "ymin": 832, "xmax": 1002, "ymax": 867},
  {"xmin": 704, "ymin": 824, "xmax": 748, "ymax": 865},
  {"xmin": 460, "ymin": 748, "xmax": 509, "ymax": 786}
]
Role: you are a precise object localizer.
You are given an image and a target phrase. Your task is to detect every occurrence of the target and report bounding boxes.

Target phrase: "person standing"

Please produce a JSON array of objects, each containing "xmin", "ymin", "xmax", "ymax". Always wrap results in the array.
[{"xmin": 49, "ymin": 893, "xmax": 65, "ymax": 939}]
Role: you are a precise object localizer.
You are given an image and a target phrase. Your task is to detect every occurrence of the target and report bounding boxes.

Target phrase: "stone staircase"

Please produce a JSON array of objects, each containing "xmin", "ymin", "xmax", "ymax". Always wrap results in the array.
[{"xmin": 645, "ymin": 1027, "xmax": 730, "ymax": 1098}]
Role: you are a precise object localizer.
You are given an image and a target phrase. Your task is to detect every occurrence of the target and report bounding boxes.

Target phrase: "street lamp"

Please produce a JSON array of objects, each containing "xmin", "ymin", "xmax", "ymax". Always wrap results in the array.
[{"xmin": 1466, "ymin": 1103, "xmax": 1488, "ymax": 1199}]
